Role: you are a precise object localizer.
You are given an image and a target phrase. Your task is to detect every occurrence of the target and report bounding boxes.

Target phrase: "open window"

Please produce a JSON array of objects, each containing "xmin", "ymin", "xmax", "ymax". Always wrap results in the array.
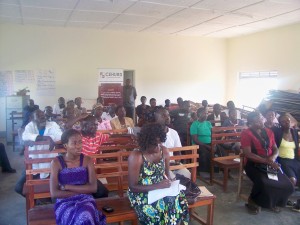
[{"xmin": 236, "ymin": 71, "xmax": 278, "ymax": 108}]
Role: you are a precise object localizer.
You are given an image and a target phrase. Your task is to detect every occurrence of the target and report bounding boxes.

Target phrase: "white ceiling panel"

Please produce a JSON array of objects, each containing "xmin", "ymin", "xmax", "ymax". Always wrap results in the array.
[
  {"xmin": 69, "ymin": 10, "xmax": 117, "ymax": 22},
  {"xmin": 244, "ymin": 10, "xmax": 300, "ymax": 29},
  {"xmin": 168, "ymin": 7, "xmax": 221, "ymax": 23},
  {"xmin": 22, "ymin": 6, "xmax": 71, "ymax": 20},
  {"xmin": 139, "ymin": 0, "xmax": 200, "ymax": 7},
  {"xmin": 76, "ymin": 0, "xmax": 135, "ymax": 13},
  {"xmin": 236, "ymin": 0, "xmax": 300, "ymax": 20},
  {"xmin": 0, "ymin": 0, "xmax": 19, "ymax": 4},
  {"xmin": 113, "ymin": 14, "xmax": 161, "ymax": 26},
  {"xmin": 192, "ymin": 0, "xmax": 263, "ymax": 12},
  {"xmin": 67, "ymin": 21, "xmax": 105, "ymax": 29},
  {"xmin": 103, "ymin": 23, "xmax": 142, "ymax": 32},
  {"xmin": 207, "ymin": 26, "xmax": 259, "ymax": 37},
  {"xmin": 20, "ymin": 0, "xmax": 78, "ymax": 9},
  {"xmin": 0, "ymin": 0, "xmax": 300, "ymax": 38},
  {"xmin": 0, "ymin": 15, "xmax": 22, "ymax": 24},
  {"xmin": 208, "ymin": 14, "xmax": 255, "ymax": 26},
  {"xmin": 0, "ymin": 3, "xmax": 21, "ymax": 18},
  {"xmin": 125, "ymin": 1, "xmax": 183, "ymax": 18},
  {"xmin": 23, "ymin": 18, "xmax": 65, "ymax": 27},
  {"xmin": 178, "ymin": 22, "xmax": 229, "ymax": 36}
]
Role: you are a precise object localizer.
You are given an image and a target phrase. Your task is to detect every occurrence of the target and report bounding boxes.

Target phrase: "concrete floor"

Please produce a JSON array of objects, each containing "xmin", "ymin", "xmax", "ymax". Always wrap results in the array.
[{"xmin": 0, "ymin": 141, "xmax": 300, "ymax": 225}]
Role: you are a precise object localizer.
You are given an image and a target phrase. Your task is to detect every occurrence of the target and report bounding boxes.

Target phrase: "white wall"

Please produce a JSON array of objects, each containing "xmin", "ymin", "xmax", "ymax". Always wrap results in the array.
[
  {"xmin": 227, "ymin": 22, "xmax": 300, "ymax": 107},
  {"xmin": 0, "ymin": 23, "xmax": 227, "ymax": 111}
]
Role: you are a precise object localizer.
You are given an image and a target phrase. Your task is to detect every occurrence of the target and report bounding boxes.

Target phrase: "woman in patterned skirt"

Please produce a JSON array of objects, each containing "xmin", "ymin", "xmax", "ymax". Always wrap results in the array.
[{"xmin": 128, "ymin": 123, "xmax": 189, "ymax": 225}]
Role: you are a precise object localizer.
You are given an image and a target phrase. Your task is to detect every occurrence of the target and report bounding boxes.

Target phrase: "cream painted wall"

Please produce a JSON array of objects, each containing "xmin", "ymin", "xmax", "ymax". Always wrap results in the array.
[
  {"xmin": 227, "ymin": 23, "xmax": 300, "ymax": 106},
  {"xmin": 0, "ymin": 23, "xmax": 227, "ymax": 113}
]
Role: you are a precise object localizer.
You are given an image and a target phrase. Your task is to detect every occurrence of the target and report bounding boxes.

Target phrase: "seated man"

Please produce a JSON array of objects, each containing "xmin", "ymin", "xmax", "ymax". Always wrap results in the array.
[
  {"xmin": 15, "ymin": 109, "xmax": 62, "ymax": 196},
  {"xmin": 170, "ymin": 100, "xmax": 191, "ymax": 146},
  {"xmin": 136, "ymin": 96, "xmax": 150, "ymax": 127},
  {"xmin": 223, "ymin": 100, "xmax": 242, "ymax": 119},
  {"xmin": 219, "ymin": 109, "xmax": 245, "ymax": 155},
  {"xmin": 101, "ymin": 103, "xmax": 117, "ymax": 122},
  {"xmin": 145, "ymin": 98, "xmax": 159, "ymax": 123},
  {"xmin": 207, "ymin": 103, "xmax": 222, "ymax": 127},
  {"xmin": 155, "ymin": 108, "xmax": 191, "ymax": 179}
]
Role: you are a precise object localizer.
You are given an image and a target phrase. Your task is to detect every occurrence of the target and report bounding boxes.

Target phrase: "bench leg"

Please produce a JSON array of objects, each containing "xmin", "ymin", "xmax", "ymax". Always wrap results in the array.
[
  {"xmin": 223, "ymin": 168, "xmax": 228, "ymax": 192},
  {"xmin": 206, "ymin": 199, "xmax": 214, "ymax": 225}
]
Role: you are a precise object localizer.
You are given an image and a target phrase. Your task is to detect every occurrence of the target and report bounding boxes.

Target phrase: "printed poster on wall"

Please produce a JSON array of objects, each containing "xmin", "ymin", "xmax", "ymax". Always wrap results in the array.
[
  {"xmin": 36, "ymin": 69, "xmax": 56, "ymax": 96},
  {"xmin": 98, "ymin": 68, "xmax": 123, "ymax": 106},
  {"xmin": 0, "ymin": 70, "xmax": 14, "ymax": 96},
  {"xmin": 15, "ymin": 70, "xmax": 35, "ymax": 83}
]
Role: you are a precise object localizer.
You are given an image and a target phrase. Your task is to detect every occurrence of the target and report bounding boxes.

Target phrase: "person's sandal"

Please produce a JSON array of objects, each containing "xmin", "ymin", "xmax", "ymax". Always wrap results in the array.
[
  {"xmin": 286, "ymin": 200, "xmax": 296, "ymax": 207},
  {"xmin": 292, "ymin": 203, "xmax": 300, "ymax": 212},
  {"xmin": 270, "ymin": 207, "xmax": 281, "ymax": 213},
  {"xmin": 245, "ymin": 203, "xmax": 261, "ymax": 215}
]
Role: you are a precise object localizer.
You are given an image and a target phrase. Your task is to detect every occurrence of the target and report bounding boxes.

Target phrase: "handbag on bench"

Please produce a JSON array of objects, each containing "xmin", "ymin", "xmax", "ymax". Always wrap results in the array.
[{"xmin": 175, "ymin": 174, "xmax": 201, "ymax": 204}]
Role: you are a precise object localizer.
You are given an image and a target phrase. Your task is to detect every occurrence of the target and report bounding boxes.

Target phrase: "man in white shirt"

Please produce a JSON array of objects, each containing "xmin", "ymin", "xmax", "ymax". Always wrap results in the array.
[
  {"xmin": 155, "ymin": 108, "xmax": 191, "ymax": 179},
  {"xmin": 101, "ymin": 104, "xmax": 117, "ymax": 122},
  {"xmin": 15, "ymin": 109, "xmax": 62, "ymax": 196},
  {"xmin": 53, "ymin": 97, "xmax": 65, "ymax": 117}
]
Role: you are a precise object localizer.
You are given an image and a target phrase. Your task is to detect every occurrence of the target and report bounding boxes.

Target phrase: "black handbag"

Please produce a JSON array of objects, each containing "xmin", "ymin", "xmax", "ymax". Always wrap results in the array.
[{"xmin": 175, "ymin": 174, "xmax": 201, "ymax": 204}]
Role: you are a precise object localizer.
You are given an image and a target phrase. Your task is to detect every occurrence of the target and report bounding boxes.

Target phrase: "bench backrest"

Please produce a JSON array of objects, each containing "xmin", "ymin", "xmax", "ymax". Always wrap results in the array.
[
  {"xmin": 169, "ymin": 145, "xmax": 199, "ymax": 182},
  {"xmin": 25, "ymin": 144, "xmax": 200, "ymax": 212}
]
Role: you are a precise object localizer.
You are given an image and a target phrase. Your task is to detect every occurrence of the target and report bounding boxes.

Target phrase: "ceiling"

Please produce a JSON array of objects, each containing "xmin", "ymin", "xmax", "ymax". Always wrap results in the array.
[{"xmin": 0, "ymin": 0, "xmax": 300, "ymax": 38}]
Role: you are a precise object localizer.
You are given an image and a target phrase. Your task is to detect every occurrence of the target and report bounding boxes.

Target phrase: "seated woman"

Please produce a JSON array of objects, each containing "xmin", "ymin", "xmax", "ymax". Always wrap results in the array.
[
  {"xmin": 110, "ymin": 105, "xmax": 134, "ymax": 129},
  {"xmin": 272, "ymin": 114, "xmax": 300, "ymax": 211},
  {"xmin": 263, "ymin": 110, "xmax": 279, "ymax": 129},
  {"xmin": 241, "ymin": 112, "xmax": 294, "ymax": 214},
  {"xmin": 190, "ymin": 107, "xmax": 212, "ymax": 172},
  {"xmin": 128, "ymin": 123, "xmax": 189, "ymax": 225},
  {"xmin": 50, "ymin": 129, "xmax": 106, "ymax": 225}
]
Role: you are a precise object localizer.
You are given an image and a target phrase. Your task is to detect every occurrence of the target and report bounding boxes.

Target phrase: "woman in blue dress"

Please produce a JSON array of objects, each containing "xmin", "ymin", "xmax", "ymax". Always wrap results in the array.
[
  {"xmin": 128, "ymin": 123, "xmax": 189, "ymax": 225},
  {"xmin": 50, "ymin": 129, "xmax": 106, "ymax": 225}
]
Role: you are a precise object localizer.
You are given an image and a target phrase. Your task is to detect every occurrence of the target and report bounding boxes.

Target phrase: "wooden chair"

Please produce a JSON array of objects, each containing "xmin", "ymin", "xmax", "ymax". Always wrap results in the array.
[
  {"xmin": 169, "ymin": 145, "xmax": 216, "ymax": 225},
  {"xmin": 210, "ymin": 126, "xmax": 247, "ymax": 192},
  {"xmin": 236, "ymin": 150, "xmax": 248, "ymax": 201}
]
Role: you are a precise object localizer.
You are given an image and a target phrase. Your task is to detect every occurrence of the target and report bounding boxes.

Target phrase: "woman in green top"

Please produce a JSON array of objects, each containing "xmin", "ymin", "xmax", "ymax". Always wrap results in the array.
[{"xmin": 190, "ymin": 108, "xmax": 212, "ymax": 172}]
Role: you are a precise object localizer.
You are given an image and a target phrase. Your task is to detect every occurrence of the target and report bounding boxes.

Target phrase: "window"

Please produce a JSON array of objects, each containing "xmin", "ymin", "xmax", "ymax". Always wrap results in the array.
[{"xmin": 236, "ymin": 71, "xmax": 278, "ymax": 108}]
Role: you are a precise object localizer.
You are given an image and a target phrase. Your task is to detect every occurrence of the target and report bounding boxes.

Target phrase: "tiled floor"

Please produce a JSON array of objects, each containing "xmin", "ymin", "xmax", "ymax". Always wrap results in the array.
[{"xmin": 1, "ymin": 141, "xmax": 300, "ymax": 225}]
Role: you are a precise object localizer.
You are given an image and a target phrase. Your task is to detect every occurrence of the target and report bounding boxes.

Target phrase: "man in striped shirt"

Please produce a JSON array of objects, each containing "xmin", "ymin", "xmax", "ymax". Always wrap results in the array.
[
  {"xmin": 80, "ymin": 115, "xmax": 109, "ymax": 198},
  {"xmin": 81, "ymin": 115, "xmax": 109, "ymax": 155}
]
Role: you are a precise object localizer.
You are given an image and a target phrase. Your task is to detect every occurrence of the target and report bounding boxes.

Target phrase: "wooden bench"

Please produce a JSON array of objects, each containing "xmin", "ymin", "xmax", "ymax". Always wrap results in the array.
[
  {"xmin": 26, "ymin": 144, "xmax": 216, "ymax": 225},
  {"xmin": 210, "ymin": 126, "xmax": 247, "ymax": 192},
  {"xmin": 25, "ymin": 144, "xmax": 138, "ymax": 225}
]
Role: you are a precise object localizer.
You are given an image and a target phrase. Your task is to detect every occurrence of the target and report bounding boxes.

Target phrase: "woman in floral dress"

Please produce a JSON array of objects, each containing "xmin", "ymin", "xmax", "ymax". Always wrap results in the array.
[{"xmin": 128, "ymin": 123, "xmax": 189, "ymax": 225}]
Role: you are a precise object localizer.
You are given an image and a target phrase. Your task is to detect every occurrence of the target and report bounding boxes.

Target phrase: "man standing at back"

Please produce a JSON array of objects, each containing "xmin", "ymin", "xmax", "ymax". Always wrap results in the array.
[
  {"xmin": 123, "ymin": 79, "xmax": 137, "ymax": 120},
  {"xmin": 155, "ymin": 108, "xmax": 191, "ymax": 179}
]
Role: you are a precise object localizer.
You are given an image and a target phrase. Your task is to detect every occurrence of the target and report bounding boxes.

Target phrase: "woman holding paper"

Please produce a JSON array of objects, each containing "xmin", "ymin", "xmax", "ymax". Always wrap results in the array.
[{"xmin": 128, "ymin": 123, "xmax": 189, "ymax": 225}]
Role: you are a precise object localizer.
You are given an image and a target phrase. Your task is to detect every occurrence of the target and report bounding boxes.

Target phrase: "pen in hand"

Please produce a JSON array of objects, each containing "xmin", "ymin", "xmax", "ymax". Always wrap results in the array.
[{"xmin": 163, "ymin": 174, "xmax": 169, "ymax": 180}]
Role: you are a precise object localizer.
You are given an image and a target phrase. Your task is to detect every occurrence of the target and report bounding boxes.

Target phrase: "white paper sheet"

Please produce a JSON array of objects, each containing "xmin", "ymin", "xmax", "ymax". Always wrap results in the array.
[{"xmin": 148, "ymin": 180, "xmax": 186, "ymax": 204}]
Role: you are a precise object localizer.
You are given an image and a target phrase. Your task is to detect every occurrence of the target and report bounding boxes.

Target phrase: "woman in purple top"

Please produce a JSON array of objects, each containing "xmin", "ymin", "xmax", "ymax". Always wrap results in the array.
[{"xmin": 50, "ymin": 129, "xmax": 106, "ymax": 225}]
